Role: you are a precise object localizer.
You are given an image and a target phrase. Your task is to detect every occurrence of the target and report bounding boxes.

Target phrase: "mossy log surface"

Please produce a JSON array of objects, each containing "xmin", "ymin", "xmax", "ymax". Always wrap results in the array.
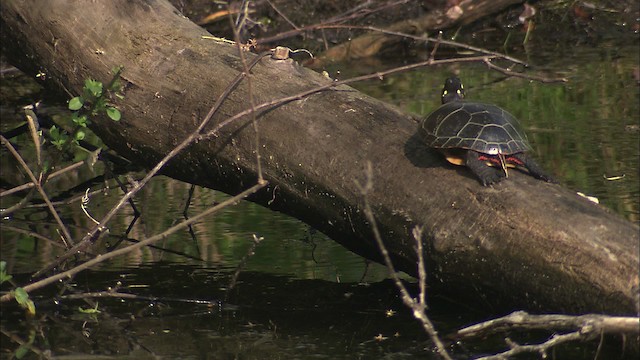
[{"xmin": 1, "ymin": 0, "xmax": 638, "ymax": 314}]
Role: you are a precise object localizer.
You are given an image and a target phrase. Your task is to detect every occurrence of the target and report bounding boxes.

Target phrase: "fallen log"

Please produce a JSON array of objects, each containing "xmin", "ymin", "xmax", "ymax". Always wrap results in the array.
[
  {"xmin": 315, "ymin": 0, "xmax": 524, "ymax": 62},
  {"xmin": 1, "ymin": 0, "xmax": 638, "ymax": 315}
]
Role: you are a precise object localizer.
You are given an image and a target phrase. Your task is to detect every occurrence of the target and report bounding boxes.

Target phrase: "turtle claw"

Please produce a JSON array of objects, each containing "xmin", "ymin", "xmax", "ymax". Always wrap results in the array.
[
  {"xmin": 484, "ymin": 171, "xmax": 506, "ymax": 186},
  {"xmin": 466, "ymin": 151, "xmax": 505, "ymax": 186},
  {"xmin": 480, "ymin": 169, "xmax": 506, "ymax": 186}
]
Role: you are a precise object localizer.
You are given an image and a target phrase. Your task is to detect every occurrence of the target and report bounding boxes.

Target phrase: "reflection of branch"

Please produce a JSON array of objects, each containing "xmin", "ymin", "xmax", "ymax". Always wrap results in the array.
[
  {"xmin": 356, "ymin": 161, "xmax": 452, "ymax": 360},
  {"xmin": 0, "ymin": 160, "xmax": 84, "ymax": 198},
  {"xmin": 227, "ymin": 234, "xmax": 264, "ymax": 292},
  {"xmin": 0, "ymin": 188, "xmax": 35, "ymax": 216},
  {"xmin": 59, "ymin": 289, "xmax": 221, "ymax": 306},
  {"xmin": 0, "ymin": 182, "xmax": 266, "ymax": 303},
  {"xmin": 2, "ymin": 224, "xmax": 66, "ymax": 249},
  {"xmin": 456, "ymin": 311, "xmax": 640, "ymax": 359},
  {"xmin": 1, "ymin": 135, "xmax": 74, "ymax": 247}
]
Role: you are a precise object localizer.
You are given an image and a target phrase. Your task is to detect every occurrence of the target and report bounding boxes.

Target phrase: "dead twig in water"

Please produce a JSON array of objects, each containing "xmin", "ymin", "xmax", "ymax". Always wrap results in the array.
[
  {"xmin": 355, "ymin": 161, "xmax": 452, "ymax": 360},
  {"xmin": 455, "ymin": 311, "xmax": 640, "ymax": 360}
]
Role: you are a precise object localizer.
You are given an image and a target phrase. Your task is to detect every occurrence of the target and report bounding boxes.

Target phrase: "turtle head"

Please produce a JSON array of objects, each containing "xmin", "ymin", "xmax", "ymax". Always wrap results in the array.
[{"xmin": 441, "ymin": 77, "xmax": 465, "ymax": 104}]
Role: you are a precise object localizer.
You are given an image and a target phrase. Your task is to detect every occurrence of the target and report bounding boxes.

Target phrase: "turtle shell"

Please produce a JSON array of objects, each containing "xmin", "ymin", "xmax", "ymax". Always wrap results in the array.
[{"xmin": 421, "ymin": 102, "xmax": 532, "ymax": 155}]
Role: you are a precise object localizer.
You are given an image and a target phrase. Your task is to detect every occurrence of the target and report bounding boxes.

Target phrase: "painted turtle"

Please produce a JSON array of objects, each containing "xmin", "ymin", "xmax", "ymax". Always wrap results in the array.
[{"xmin": 420, "ymin": 77, "xmax": 554, "ymax": 186}]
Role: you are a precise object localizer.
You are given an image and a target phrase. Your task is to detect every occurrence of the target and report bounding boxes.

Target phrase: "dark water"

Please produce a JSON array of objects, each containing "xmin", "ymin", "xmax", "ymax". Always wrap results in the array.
[{"xmin": 1, "ymin": 10, "xmax": 639, "ymax": 360}]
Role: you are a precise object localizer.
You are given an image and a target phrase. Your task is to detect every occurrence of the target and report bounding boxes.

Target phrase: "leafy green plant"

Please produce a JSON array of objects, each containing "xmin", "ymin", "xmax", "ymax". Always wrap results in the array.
[
  {"xmin": 49, "ymin": 66, "xmax": 124, "ymax": 150},
  {"xmin": 0, "ymin": 261, "xmax": 12, "ymax": 284}
]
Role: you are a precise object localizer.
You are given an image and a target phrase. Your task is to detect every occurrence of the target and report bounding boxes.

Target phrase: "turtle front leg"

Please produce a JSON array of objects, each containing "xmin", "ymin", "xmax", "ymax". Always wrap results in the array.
[
  {"xmin": 511, "ymin": 153, "xmax": 556, "ymax": 183},
  {"xmin": 465, "ymin": 151, "xmax": 505, "ymax": 186}
]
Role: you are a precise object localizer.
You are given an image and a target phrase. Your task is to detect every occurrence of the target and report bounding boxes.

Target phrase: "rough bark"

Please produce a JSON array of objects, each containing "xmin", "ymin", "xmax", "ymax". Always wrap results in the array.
[{"xmin": 1, "ymin": 0, "xmax": 638, "ymax": 315}]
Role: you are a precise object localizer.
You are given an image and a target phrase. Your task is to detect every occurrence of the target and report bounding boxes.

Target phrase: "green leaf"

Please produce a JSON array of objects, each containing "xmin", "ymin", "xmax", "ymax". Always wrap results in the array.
[
  {"xmin": 84, "ymin": 79, "xmax": 103, "ymax": 98},
  {"xmin": 14, "ymin": 345, "xmax": 29, "ymax": 359},
  {"xmin": 14, "ymin": 287, "xmax": 29, "ymax": 305},
  {"xmin": 75, "ymin": 129, "xmax": 86, "ymax": 141},
  {"xmin": 72, "ymin": 113, "xmax": 88, "ymax": 127},
  {"xmin": 68, "ymin": 96, "xmax": 84, "ymax": 110},
  {"xmin": 0, "ymin": 261, "xmax": 12, "ymax": 284},
  {"xmin": 49, "ymin": 125, "xmax": 60, "ymax": 139},
  {"xmin": 14, "ymin": 288, "xmax": 36, "ymax": 315},
  {"xmin": 52, "ymin": 139, "xmax": 65, "ymax": 150},
  {"xmin": 25, "ymin": 299, "xmax": 36, "ymax": 316},
  {"xmin": 78, "ymin": 303, "xmax": 101, "ymax": 314},
  {"xmin": 106, "ymin": 107, "xmax": 121, "ymax": 121},
  {"xmin": 49, "ymin": 125, "xmax": 69, "ymax": 150}
]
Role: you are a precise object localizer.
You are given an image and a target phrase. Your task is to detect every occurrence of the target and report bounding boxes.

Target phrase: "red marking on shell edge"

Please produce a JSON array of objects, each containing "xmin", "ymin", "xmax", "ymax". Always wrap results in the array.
[{"xmin": 478, "ymin": 154, "xmax": 524, "ymax": 166}]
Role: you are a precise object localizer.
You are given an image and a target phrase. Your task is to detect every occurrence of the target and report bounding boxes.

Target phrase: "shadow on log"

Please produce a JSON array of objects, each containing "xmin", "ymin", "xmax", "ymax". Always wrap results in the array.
[{"xmin": 1, "ymin": 0, "xmax": 638, "ymax": 315}]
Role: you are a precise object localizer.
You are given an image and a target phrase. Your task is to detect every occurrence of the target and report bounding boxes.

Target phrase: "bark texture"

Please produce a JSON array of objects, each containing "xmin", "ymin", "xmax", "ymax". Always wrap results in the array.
[{"xmin": 1, "ymin": 0, "xmax": 638, "ymax": 314}]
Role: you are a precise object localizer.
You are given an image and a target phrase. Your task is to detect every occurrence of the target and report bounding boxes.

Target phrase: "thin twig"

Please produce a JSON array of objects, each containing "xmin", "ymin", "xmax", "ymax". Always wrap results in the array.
[
  {"xmin": 429, "ymin": 31, "xmax": 443, "ymax": 61},
  {"xmin": 477, "ymin": 331, "xmax": 586, "ymax": 360},
  {"xmin": 258, "ymin": 23, "xmax": 523, "ymax": 65},
  {"xmin": 0, "ymin": 181, "xmax": 266, "ymax": 303},
  {"xmin": 457, "ymin": 311, "xmax": 640, "ymax": 338},
  {"xmin": 227, "ymin": 234, "xmax": 264, "ymax": 292},
  {"xmin": 2, "ymin": 224, "xmax": 67, "ymax": 249},
  {"xmin": 355, "ymin": 161, "xmax": 452, "ymax": 360},
  {"xmin": 200, "ymin": 54, "xmax": 496, "ymax": 143},
  {"xmin": 457, "ymin": 311, "xmax": 640, "ymax": 359},
  {"xmin": 483, "ymin": 58, "xmax": 568, "ymax": 83},
  {"xmin": 265, "ymin": 0, "xmax": 299, "ymax": 30},
  {"xmin": 31, "ymin": 50, "xmax": 273, "ymax": 277},
  {"xmin": 1, "ymin": 188, "xmax": 35, "ymax": 216},
  {"xmin": 0, "ymin": 160, "xmax": 84, "ymax": 198},
  {"xmin": 1, "ymin": 135, "xmax": 74, "ymax": 247},
  {"xmin": 229, "ymin": 10, "xmax": 265, "ymax": 183},
  {"xmin": 414, "ymin": 226, "xmax": 427, "ymax": 309}
]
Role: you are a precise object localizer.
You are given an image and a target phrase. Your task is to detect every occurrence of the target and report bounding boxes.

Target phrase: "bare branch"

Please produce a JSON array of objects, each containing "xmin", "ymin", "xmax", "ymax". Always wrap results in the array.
[
  {"xmin": 1, "ymin": 135, "xmax": 74, "ymax": 247},
  {"xmin": 31, "ymin": 50, "xmax": 273, "ymax": 276},
  {"xmin": 0, "ymin": 181, "xmax": 266, "ymax": 303},
  {"xmin": 0, "ymin": 160, "xmax": 84, "ymax": 198},
  {"xmin": 456, "ymin": 311, "xmax": 640, "ymax": 359},
  {"xmin": 355, "ymin": 161, "xmax": 452, "ymax": 360}
]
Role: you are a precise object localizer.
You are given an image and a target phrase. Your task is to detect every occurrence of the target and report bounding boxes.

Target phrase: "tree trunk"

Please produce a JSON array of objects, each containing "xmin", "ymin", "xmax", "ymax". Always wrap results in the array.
[{"xmin": 1, "ymin": 0, "xmax": 638, "ymax": 315}]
